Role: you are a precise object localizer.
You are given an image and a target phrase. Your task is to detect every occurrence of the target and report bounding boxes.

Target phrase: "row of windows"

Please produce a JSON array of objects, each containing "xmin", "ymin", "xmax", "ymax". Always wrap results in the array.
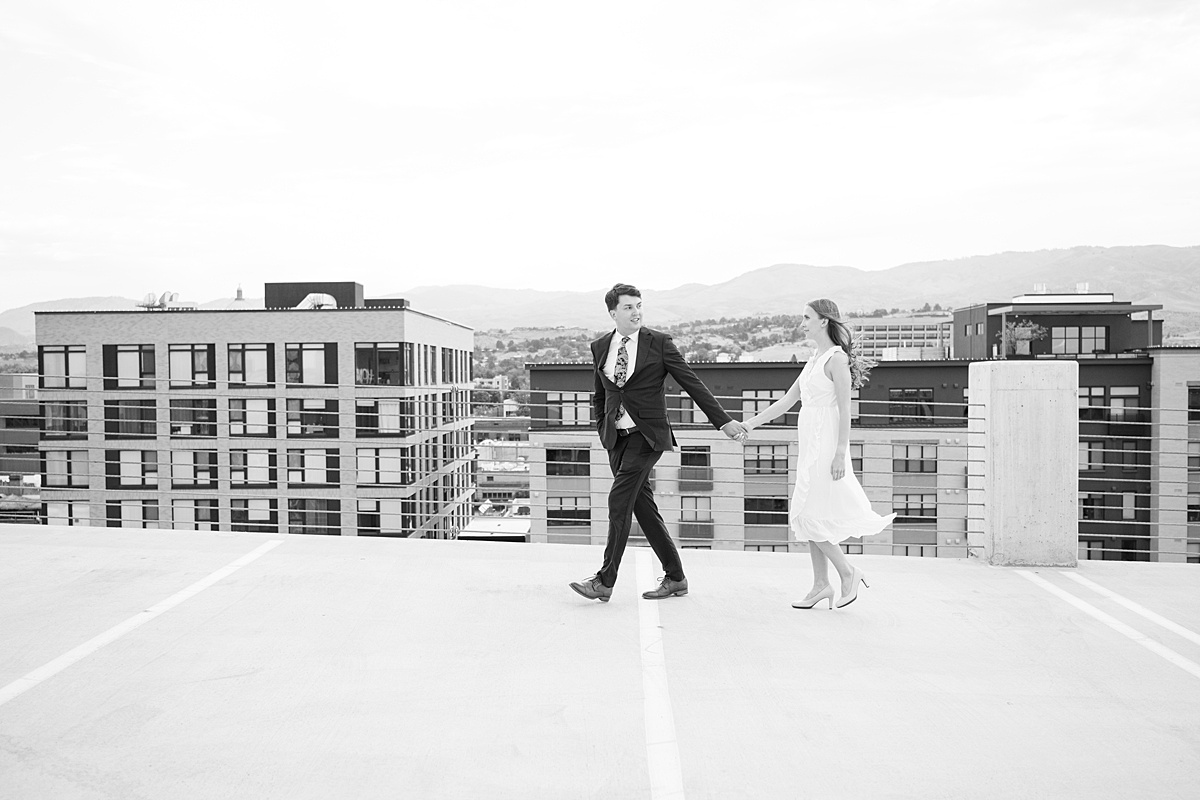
[
  {"xmin": 43, "ymin": 444, "xmax": 471, "ymax": 488},
  {"xmin": 543, "ymin": 444, "xmax": 938, "ymax": 476},
  {"xmin": 543, "ymin": 388, "xmax": 950, "ymax": 426},
  {"xmin": 1080, "ymin": 492, "xmax": 1147, "ymax": 522},
  {"xmin": 961, "ymin": 324, "xmax": 1111, "ymax": 355},
  {"xmin": 39, "ymin": 394, "xmax": 470, "ymax": 439},
  {"xmin": 1077, "ymin": 540, "xmax": 1200, "ymax": 563},
  {"xmin": 1078, "ymin": 386, "xmax": 1143, "ymax": 420},
  {"xmin": 544, "ymin": 494, "xmax": 931, "ymax": 527},
  {"xmin": 1078, "ymin": 439, "xmax": 1150, "ymax": 472},
  {"xmin": 43, "ymin": 497, "xmax": 469, "ymax": 536},
  {"xmin": 39, "ymin": 342, "xmax": 471, "ymax": 389},
  {"xmin": 859, "ymin": 324, "xmax": 951, "ymax": 332},
  {"xmin": 1053, "ymin": 326, "xmax": 1108, "ymax": 355}
]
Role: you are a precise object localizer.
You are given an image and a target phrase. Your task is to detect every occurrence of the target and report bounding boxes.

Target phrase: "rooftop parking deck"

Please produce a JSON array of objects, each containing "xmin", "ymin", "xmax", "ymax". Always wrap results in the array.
[{"xmin": 2, "ymin": 526, "xmax": 1198, "ymax": 799}]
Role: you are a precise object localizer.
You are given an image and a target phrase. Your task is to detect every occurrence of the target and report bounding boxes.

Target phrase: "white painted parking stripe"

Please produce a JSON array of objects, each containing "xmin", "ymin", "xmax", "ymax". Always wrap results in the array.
[
  {"xmin": 1058, "ymin": 571, "xmax": 1200, "ymax": 648},
  {"xmin": 636, "ymin": 549, "xmax": 687, "ymax": 800},
  {"xmin": 0, "ymin": 539, "xmax": 284, "ymax": 708},
  {"xmin": 1017, "ymin": 570, "xmax": 1200, "ymax": 681}
]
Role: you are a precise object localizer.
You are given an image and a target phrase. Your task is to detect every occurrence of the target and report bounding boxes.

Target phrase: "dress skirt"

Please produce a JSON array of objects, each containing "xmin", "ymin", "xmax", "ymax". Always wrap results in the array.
[{"xmin": 789, "ymin": 405, "xmax": 896, "ymax": 543}]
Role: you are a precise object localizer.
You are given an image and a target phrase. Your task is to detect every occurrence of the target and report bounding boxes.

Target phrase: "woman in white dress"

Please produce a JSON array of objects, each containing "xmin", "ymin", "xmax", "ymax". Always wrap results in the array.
[{"xmin": 741, "ymin": 299, "xmax": 896, "ymax": 609}]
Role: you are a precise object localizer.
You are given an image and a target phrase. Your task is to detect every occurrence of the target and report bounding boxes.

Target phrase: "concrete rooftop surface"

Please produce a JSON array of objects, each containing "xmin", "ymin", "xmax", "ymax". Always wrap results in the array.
[{"xmin": 2, "ymin": 527, "xmax": 1198, "ymax": 800}]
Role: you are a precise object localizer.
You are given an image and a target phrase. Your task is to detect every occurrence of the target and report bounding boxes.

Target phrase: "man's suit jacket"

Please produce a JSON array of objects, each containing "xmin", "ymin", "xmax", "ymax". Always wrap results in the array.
[{"xmin": 591, "ymin": 327, "xmax": 733, "ymax": 452}]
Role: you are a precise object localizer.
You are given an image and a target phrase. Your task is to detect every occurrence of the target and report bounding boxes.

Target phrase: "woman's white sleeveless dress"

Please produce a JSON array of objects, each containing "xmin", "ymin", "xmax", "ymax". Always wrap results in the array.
[{"xmin": 789, "ymin": 346, "xmax": 896, "ymax": 543}]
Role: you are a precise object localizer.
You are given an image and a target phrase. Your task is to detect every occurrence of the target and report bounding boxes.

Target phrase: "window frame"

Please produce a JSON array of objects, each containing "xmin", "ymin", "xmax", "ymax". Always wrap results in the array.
[
  {"xmin": 355, "ymin": 398, "xmax": 411, "ymax": 437},
  {"xmin": 892, "ymin": 492, "xmax": 936, "ymax": 525},
  {"xmin": 231, "ymin": 498, "xmax": 279, "ymax": 533},
  {"xmin": 286, "ymin": 448, "xmax": 341, "ymax": 485},
  {"xmin": 44, "ymin": 449, "xmax": 89, "ymax": 488},
  {"xmin": 888, "ymin": 388, "xmax": 935, "ymax": 425},
  {"xmin": 39, "ymin": 344, "xmax": 87, "ymax": 389},
  {"xmin": 104, "ymin": 449, "xmax": 158, "ymax": 489},
  {"xmin": 169, "ymin": 399, "xmax": 218, "ymax": 438},
  {"xmin": 547, "ymin": 448, "xmax": 590, "ymax": 477},
  {"xmin": 230, "ymin": 449, "xmax": 277, "ymax": 486},
  {"xmin": 744, "ymin": 496, "xmax": 789, "ymax": 526},
  {"xmin": 43, "ymin": 400, "xmax": 88, "ymax": 438},
  {"xmin": 355, "ymin": 342, "xmax": 404, "ymax": 386},
  {"xmin": 172, "ymin": 498, "xmax": 219, "ymax": 531},
  {"xmin": 170, "ymin": 449, "xmax": 218, "ymax": 489},
  {"xmin": 546, "ymin": 392, "xmax": 592, "ymax": 424},
  {"xmin": 229, "ymin": 398, "xmax": 275, "ymax": 437},
  {"xmin": 285, "ymin": 342, "xmax": 338, "ymax": 386},
  {"xmin": 356, "ymin": 447, "xmax": 414, "ymax": 485},
  {"xmin": 892, "ymin": 443, "xmax": 937, "ymax": 473},
  {"xmin": 103, "ymin": 344, "xmax": 156, "ymax": 390},
  {"xmin": 286, "ymin": 398, "xmax": 340, "ymax": 438},
  {"xmin": 104, "ymin": 399, "xmax": 157, "ymax": 439},
  {"xmin": 744, "ymin": 444, "xmax": 788, "ymax": 476},
  {"xmin": 168, "ymin": 344, "xmax": 216, "ymax": 389},
  {"xmin": 287, "ymin": 498, "xmax": 341, "ymax": 535},
  {"xmin": 228, "ymin": 343, "xmax": 275, "ymax": 387},
  {"xmin": 547, "ymin": 496, "xmax": 590, "ymax": 527}
]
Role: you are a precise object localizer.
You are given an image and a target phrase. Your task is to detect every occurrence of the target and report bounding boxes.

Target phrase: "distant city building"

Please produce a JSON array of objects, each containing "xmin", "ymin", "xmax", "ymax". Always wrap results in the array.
[
  {"xmin": 852, "ymin": 315, "xmax": 953, "ymax": 360},
  {"xmin": 0, "ymin": 373, "xmax": 39, "ymax": 478},
  {"xmin": 953, "ymin": 290, "xmax": 1162, "ymax": 359},
  {"xmin": 474, "ymin": 429, "xmax": 531, "ymax": 508},
  {"xmin": 35, "ymin": 281, "xmax": 475, "ymax": 537},
  {"xmin": 467, "ymin": 414, "xmax": 531, "ymax": 541}
]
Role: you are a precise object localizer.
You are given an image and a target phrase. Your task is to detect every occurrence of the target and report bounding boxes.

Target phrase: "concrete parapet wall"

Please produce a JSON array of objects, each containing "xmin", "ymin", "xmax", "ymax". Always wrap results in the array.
[{"xmin": 968, "ymin": 361, "xmax": 1079, "ymax": 567}]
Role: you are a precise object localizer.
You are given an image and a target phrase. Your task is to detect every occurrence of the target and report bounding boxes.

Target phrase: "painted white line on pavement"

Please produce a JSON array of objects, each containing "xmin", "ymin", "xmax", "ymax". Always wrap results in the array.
[
  {"xmin": 0, "ymin": 539, "xmax": 285, "ymax": 708},
  {"xmin": 636, "ymin": 549, "xmax": 687, "ymax": 800},
  {"xmin": 1017, "ymin": 570, "xmax": 1200, "ymax": 681},
  {"xmin": 1058, "ymin": 571, "xmax": 1200, "ymax": 648}
]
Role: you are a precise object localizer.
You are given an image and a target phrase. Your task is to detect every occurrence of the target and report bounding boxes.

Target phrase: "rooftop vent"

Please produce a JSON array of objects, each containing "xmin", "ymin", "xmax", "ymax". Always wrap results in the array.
[
  {"xmin": 295, "ymin": 293, "xmax": 338, "ymax": 309},
  {"xmin": 136, "ymin": 291, "xmax": 196, "ymax": 311}
]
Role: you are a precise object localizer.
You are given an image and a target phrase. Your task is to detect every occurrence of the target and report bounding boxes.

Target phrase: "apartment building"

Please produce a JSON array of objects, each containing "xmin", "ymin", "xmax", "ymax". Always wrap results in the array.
[
  {"xmin": 528, "ymin": 360, "xmax": 970, "ymax": 557},
  {"xmin": 35, "ymin": 281, "xmax": 475, "ymax": 537}
]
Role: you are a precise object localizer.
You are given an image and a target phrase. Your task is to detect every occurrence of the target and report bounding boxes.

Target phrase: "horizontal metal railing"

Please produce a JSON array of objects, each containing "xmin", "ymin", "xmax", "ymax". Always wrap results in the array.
[{"xmin": 7, "ymin": 379, "xmax": 1199, "ymax": 562}]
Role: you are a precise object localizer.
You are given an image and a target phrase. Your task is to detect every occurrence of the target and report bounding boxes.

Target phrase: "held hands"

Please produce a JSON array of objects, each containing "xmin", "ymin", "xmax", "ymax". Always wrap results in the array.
[{"xmin": 722, "ymin": 420, "xmax": 750, "ymax": 443}]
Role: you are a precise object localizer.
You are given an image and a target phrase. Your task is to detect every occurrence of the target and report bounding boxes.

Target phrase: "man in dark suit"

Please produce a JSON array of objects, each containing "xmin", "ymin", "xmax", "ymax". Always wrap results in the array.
[{"xmin": 570, "ymin": 283, "xmax": 746, "ymax": 602}]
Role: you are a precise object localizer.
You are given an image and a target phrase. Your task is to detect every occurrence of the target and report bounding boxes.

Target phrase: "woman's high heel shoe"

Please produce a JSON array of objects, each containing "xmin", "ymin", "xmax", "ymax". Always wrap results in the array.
[
  {"xmin": 792, "ymin": 585, "xmax": 835, "ymax": 609},
  {"xmin": 835, "ymin": 568, "xmax": 869, "ymax": 608}
]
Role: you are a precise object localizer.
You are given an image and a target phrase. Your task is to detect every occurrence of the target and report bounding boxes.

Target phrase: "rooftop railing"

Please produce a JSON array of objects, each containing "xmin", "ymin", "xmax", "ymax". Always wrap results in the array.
[{"xmin": 12, "ymin": 367, "xmax": 1199, "ymax": 563}]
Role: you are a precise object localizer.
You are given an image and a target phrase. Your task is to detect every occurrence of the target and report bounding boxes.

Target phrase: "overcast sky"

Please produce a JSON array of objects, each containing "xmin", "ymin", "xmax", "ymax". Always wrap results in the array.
[{"xmin": 2, "ymin": 1, "xmax": 1197, "ymax": 311}]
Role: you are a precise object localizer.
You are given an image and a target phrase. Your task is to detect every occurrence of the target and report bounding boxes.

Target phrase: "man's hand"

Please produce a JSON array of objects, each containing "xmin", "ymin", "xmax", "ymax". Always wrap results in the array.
[{"xmin": 721, "ymin": 421, "xmax": 749, "ymax": 442}]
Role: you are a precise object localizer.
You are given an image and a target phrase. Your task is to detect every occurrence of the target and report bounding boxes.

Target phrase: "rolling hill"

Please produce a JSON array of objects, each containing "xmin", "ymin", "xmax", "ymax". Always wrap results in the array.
[{"xmin": 2, "ymin": 245, "xmax": 1197, "ymax": 339}]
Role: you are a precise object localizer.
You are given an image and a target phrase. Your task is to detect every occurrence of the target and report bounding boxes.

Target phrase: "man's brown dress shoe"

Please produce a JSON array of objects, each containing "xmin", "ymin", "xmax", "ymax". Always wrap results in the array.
[
  {"xmin": 569, "ymin": 575, "xmax": 613, "ymax": 602},
  {"xmin": 642, "ymin": 575, "xmax": 688, "ymax": 599}
]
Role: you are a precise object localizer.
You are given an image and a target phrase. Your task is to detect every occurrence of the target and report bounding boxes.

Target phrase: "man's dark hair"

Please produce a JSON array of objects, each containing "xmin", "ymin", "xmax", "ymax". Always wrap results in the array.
[{"xmin": 605, "ymin": 283, "xmax": 641, "ymax": 312}]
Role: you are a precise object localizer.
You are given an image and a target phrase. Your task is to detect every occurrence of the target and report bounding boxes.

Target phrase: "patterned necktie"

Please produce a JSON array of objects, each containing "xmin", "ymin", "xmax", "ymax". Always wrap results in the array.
[{"xmin": 614, "ymin": 335, "xmax": 631, "ymax": 421}]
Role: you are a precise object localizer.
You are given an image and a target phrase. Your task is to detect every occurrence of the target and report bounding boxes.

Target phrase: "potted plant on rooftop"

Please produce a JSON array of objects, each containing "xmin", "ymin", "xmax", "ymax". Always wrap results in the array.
[{"xmin": 997, "ymin": 319, "xmax": 1048, "ymax": 358}]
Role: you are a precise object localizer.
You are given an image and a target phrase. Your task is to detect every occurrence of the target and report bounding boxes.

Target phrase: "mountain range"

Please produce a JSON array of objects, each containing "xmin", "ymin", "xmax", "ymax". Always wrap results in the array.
[{"xmin": 2, "ymin": 245, "xmax": 1197, "ymax": 341}]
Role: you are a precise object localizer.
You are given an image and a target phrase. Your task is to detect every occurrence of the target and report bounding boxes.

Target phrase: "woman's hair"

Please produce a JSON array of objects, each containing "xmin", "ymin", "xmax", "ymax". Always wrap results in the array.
[{"xmin": 808, "ymin": 298, "xmax": 876, "ymax": 389}]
